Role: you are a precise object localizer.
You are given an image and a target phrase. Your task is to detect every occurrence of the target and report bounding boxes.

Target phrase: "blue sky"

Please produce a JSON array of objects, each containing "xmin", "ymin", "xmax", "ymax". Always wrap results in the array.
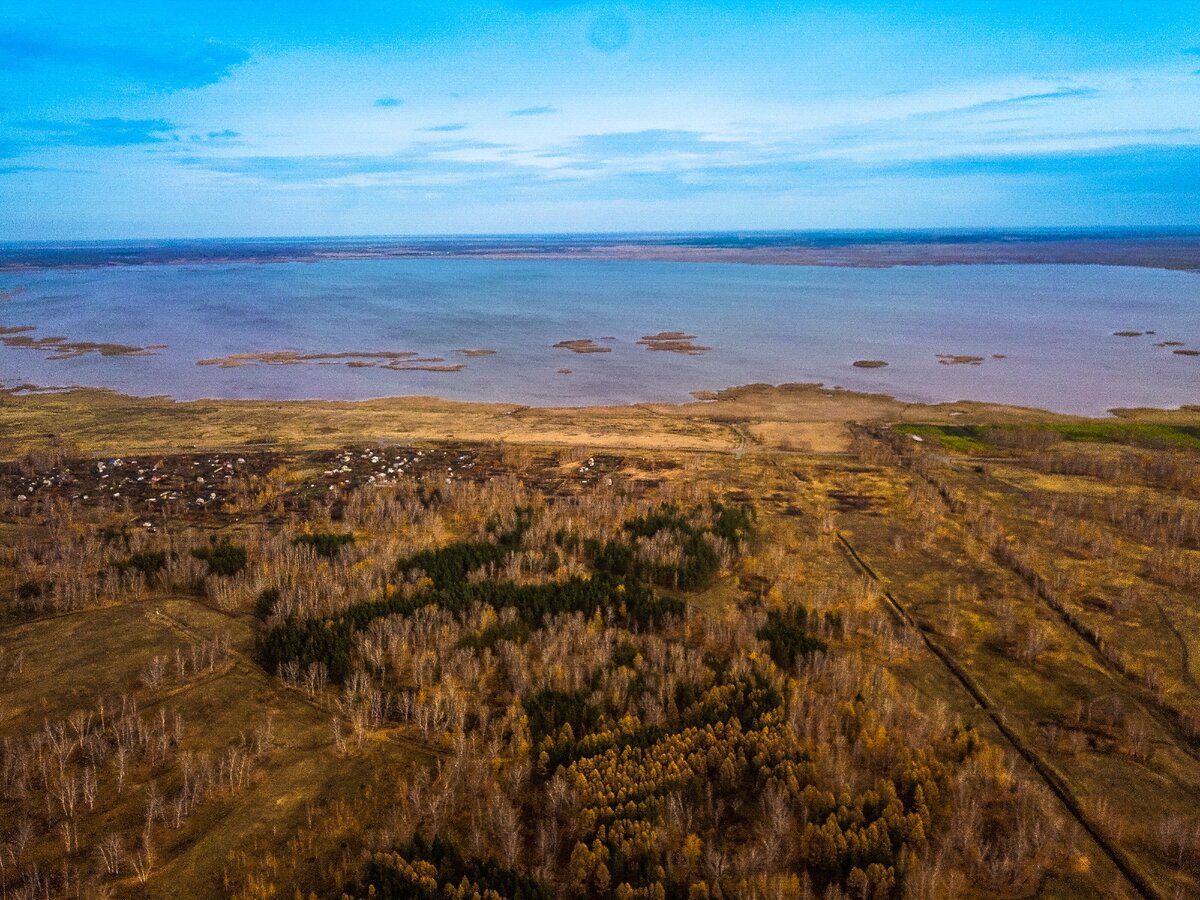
[{"xmin": 1, "ymin": 1, "xmax": 1199, "ymax": 238}]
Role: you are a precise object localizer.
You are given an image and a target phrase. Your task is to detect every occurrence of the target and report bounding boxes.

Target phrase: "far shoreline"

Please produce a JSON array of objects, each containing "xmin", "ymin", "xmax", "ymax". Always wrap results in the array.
[{"xmin": 3, "ymin": 230, "xmax": 1200, "ymax": 274}]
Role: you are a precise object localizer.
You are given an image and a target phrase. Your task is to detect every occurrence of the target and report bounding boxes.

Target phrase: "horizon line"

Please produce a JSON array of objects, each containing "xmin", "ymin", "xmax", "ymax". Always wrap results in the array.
[{"xmin": 5, "ymin": 225, "xmax": 1200, "ymax": 247}]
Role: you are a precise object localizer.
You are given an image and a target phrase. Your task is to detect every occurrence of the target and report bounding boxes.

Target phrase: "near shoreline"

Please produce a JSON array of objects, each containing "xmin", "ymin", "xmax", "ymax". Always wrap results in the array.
[{"xmin": 2, "ymin": 381, "xmax": 1196, "ymax": 459}]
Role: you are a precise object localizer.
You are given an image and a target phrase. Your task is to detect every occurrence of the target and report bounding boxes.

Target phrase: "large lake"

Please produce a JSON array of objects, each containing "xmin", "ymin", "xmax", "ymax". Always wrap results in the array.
[{"xmin": 0, "ymin": 258, "xmax": 1196, "ymax": 414}]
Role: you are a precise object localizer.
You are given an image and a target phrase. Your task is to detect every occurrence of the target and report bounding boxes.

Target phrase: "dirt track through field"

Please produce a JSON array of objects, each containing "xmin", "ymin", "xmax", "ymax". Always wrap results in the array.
[
  {"xmin": 905, "ymin": 456, "xmax": 1200, "ymax": 768},
  {"xmin": 833, "ymin": 529, "xmax": 1156, "ymax": 900},
  {"xmin": 1155, "ymin": 601, "xmax": 1196, "ymax": 689}
]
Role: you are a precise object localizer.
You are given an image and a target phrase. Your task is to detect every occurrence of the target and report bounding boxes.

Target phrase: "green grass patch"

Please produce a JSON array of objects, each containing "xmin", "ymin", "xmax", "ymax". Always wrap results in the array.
[
  {"xmin": 893, "ymin": 424, "xmax": 989, "ymax": 453},
  {"xmin": 895, "ymin": 422, "xmax": 1200, "ymax": 453},
  {"xmin": 1045, "ymin": 422, "xmax": 1200, "ymax": 450}
]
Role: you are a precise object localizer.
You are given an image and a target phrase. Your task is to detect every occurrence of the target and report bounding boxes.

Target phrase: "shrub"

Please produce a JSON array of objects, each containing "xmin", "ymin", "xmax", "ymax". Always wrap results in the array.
[
  {"xmin": 118, "ymin": 550, "xmax": 168, "ymax": 576},
  {"xmin": 757, "ymin": 606, "xmax": 827, "ymax": 668},
  {"xmin": 255, "ymin": 587, "xmax": 280, "ymax": 619},
  {"xmin": 15, "ymin": 580, "xmax": 44, "ymax": 600},
  {"xmin": 192, "ymin": 538, "xmax": 248, "ymax": 577}
]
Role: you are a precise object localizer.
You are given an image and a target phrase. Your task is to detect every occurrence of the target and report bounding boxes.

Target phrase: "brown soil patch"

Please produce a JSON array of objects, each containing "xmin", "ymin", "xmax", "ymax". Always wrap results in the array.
[
  {"xmin": 197, "ymin": 350, "xmax": 422, "ymax": 368},
  {"xmin": 2, "ymin": 328, "xmax": 159, "ymax": 359},
  {"xmin": 382, "ymin": 362, "xmax": 466, "ymax": 372},
  {"xmin": 455, "ymin": 348, "xmax": 497, "ymax": 357},
  {"xmin": 637, "ymin": 331, "xmax": 712, "ymax": 355},
  {"xmin": 554, "ymin": 339, "xmax": 612, "ymax": 354}
]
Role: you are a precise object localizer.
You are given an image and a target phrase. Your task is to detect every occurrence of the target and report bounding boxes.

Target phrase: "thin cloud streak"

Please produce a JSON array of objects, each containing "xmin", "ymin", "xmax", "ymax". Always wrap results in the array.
[{"xmin": 15, "ymin": 117, "xmax": 179, "ymax": 147}]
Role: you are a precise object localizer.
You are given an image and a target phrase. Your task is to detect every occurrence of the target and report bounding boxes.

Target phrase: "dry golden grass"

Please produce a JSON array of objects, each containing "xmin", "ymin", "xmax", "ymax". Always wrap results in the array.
[{"xmin": 1, "ymin": 380, "xmax": 1149, "ymax": 461}]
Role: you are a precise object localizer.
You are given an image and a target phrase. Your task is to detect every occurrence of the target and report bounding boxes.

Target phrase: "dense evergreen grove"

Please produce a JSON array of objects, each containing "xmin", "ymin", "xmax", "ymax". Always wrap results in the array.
[
  {"xmin": 191, "ymin": 537, "xmax": 248, "ymax": 576},
  {"xmin": 756, "ymin": 606, "xmax": 832, "ymax": 668},
  {"xmin": 258, "ymin": 573, "xmax": 683, "ymax": 682},
  {"xmin": 588, "ymin": 502, "xmax": 754, "ymax": 590},
  {"xmin": 116, "ymin": 549, "xmax": 168, "ymax": 576},
  {"xmin": 258, "ymin": 504, "xmax": 712, "ymax": 681},
  {"xmin": 396, "ymin": 506, "xmax": 534, "ymax": 588},
  {"xmin": 256, "ymin": 586, "xmax": 281, "ymax": 619},
  {"xmin": 350, "ymin": 836, "xmax": 553, "ymax": 900}
]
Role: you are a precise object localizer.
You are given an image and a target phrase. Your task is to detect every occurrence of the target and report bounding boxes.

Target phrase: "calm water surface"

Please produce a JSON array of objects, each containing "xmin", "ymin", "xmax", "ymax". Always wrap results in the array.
[{"xmin": 0, "ymin": 258, "xmax": 1196, "ymax": 414}]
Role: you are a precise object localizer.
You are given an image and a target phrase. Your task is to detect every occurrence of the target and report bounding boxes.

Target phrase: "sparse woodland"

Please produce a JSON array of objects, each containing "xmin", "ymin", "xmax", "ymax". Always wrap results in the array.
[{"xmin": 1, "ymin": 430, "xmax": 1196, "ymax": 898}]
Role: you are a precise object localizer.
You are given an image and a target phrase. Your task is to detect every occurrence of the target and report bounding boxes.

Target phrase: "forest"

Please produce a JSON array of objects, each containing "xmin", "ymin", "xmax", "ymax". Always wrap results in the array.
[{"xmin": 0, "ymin": 425, "xmax": 1197, "ymax": 898}]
